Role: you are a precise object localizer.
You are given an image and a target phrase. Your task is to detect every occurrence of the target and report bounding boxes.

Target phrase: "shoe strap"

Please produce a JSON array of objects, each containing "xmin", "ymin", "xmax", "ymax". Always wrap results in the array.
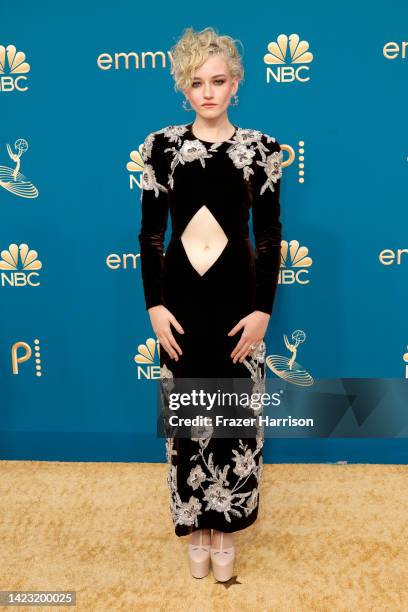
[{"xmin": 212, "ymin": 547, "xmax": 234, "ymax": 555}]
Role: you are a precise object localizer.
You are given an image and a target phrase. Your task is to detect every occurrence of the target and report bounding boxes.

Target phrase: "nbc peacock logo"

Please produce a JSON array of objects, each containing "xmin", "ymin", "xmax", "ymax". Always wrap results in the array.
[
  {"xmin": 134, "ymin": 337, "xmax": 161, "ymax": 379},
  {"xmin": 0, "ymin": 139, "xmax": 39, "ymax": 198},
  {"xmin": 0, "ymin": 45, "xmax": 30, "ymax": 92},
  {"xmin": 280, "ymin": 240, "xmax": 313, "ymax": 285},
  {"xmin": 0, "ymin": 243, "xmax": 42, "ymax": 287},
  {"xmin": 264, "ymin": 33, "xmax": 313, "ymax": 83},
  {"xmin": 126, "ymin": 142, "xmax": 144, "ymax": 191}
]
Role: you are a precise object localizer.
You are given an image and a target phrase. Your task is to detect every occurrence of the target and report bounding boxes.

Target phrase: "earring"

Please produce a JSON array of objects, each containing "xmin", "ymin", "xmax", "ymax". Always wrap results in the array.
[
  {"xmin": 230, "ymin": 94, "xmax": 239, "ymax": 107},
  {"xmin": 182, "ymin": 98, "xmax": 193, "ymax": 111}
]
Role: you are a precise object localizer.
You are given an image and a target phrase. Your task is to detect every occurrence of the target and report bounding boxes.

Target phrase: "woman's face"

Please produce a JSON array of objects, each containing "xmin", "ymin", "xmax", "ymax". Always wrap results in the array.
[{"xmin": 183, "ymin": 55, "xmax": 239, "ymax": 119}]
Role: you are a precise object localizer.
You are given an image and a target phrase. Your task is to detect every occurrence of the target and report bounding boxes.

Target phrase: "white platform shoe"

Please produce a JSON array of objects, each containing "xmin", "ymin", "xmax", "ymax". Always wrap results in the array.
[
  {"xmin": 210, "ymin": 531, "xmax": 235, "ymax": 582},
  {"xmin": 188, "ymin": 529, "xmax": 211, "ymax": 578}
]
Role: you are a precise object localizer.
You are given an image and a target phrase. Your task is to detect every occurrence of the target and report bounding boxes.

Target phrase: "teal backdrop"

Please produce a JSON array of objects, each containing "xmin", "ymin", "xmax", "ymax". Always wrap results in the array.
[{"xmin": 1, "ymin": 1, "xmax": 407, "ymax": 463}]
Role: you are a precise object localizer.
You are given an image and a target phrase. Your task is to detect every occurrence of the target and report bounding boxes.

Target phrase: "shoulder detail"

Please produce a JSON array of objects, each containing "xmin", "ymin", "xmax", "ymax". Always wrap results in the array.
[
  {"xmin": 260, "ymin": 132, "xmax": 280, "ymax": 150},
  {"xmin": 144, "ymin": 125, "xmax": 190, "ymax": 148},
  {"xmin": 141, "ymin": 131, "xmax": 157, "ymax": 162}
]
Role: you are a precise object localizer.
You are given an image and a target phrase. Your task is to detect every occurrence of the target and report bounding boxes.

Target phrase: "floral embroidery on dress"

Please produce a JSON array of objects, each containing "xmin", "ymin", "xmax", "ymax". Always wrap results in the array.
[
  {"xmin": 234, "ymin": 128, "xmax": 264, "ymax": 147},
  {"xmin": 231, "ymin": 447, "xmax": 257, "ymax": 477},
  {"xmin": 186, "ymin": 464, "xmax": 207, "ymax": 490},
  {"xmin": 160, "ymin": 362, "xmax": 175, "ymax": 394},
  {"xmin": 141, "ymin": 162, "xmax": 168, "ymax": 197},
  {"xmin": 160, "ymin": 334, "xmax": 266, "ymax": 528},
  {"xmin": 243, "ymin": 339, "xmax": 266, "ymax": 385},
  {"xmin": 244, "ymin": 489, "xmax": 259, "ymax": 517},
  {"xmin": 141, "ymin": 132, "xmax": 156, "ymax": 161},
  {"xmin": 224, "ymin": 128, "xmax": 278, "ymax": 184},
  {"xmin": 227, "ymin": 144, "xmax": 258, "ymax": 180},
  {"xmin": 140, "ymin": 132, "xmax": 169, "ymax": 200},
  {"xmin": 146, "ymin": 124, "xmax": 281, "ymax": 194},
  {"xmin": 165, "ymin": 139, "xmax": 213, "ymax": 189},
  {"xmin": 161, "ymin": 364, "xmax": 205, "ymax": 527},
  {"xmin": 185, "ymin": 436, "xmax": 263, "ymax": 523},
  {"xmin": 256, "ymin": 148, "xmax": 283, "ymax": 195},
  {"xmin": 242, "ymin": 340, "xmax": 267, "ymax": 442},
  {"xmin": 166, "ymin": 454, "xmax": 204, "ymax": 527}
]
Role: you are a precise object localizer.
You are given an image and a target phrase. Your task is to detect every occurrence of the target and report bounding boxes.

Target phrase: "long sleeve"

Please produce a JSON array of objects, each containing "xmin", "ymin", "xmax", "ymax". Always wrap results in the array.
[
  {"xmin": 138, "ymin": 130, "xmax": 170, "ymax": 310},
  {"xmin": 251, "ymin": 134, "xmax": 283, "ymax": 316}
]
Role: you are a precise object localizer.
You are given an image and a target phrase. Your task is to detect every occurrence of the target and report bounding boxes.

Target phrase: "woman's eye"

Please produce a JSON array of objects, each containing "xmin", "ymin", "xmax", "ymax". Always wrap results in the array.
[{"xmin": 192, "ymin": 80, "xmax": 226, "ymax": 87}]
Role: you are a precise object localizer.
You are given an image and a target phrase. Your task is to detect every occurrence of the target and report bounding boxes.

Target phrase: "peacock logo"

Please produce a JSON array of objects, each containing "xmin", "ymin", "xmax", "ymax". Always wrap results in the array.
[
  {"xmin": 134, "ymin": 337, "xmax": 161, "ymax": 379},
  {"xmin": 280, "ymin": 240, "xmax": 313, "ymax": 285},
  {"xmin": 126, "ymin": 143, "xmax": 144, "ymax": 191},
  {"xmin": 264, "ymin": 34, "xmax": 313, "ymax": 83},
  {"xmin": 0, "ymin": 243, "xmax": 42, "ymax": 287},
  {"xmin": 0, "ymin": 44, "xmax": 30, "ymax": 92}
]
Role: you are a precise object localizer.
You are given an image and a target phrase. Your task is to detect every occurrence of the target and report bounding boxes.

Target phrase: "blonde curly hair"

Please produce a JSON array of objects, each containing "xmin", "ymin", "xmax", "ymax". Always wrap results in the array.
[{"xmin": 169, "ymin": 26, "xmax": 244, "ymax": 92}]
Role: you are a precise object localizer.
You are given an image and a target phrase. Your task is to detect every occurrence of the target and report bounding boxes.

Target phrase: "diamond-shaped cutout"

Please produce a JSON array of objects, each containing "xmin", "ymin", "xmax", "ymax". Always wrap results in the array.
[{"xmin": 180, "ymin": 205, "xmax": 229, "ymax": 276}]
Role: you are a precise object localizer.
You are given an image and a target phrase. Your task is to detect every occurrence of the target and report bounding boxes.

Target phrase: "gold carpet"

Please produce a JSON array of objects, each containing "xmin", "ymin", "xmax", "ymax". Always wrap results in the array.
[{"xmin": 0, "ymin": 460, "xmax": 407, "ymax": 611}]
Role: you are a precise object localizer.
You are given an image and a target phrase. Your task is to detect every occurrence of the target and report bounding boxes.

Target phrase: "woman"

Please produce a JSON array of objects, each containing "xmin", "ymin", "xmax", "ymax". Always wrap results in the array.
[{"xmin": 138, "ymin": 26, "xmax": 283, "ymax": 582}]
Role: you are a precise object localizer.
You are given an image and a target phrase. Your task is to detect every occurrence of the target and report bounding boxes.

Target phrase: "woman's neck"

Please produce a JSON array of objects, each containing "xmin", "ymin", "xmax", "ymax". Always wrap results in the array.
[{"xmin": 191, "ymin": 116, "xmax": 235, "ymax": 142}]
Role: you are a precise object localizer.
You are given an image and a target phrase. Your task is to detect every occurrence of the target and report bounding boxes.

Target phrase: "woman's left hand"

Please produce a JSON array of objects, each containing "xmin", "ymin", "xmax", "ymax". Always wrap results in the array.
[{"xmin": 227, "ymin": 311, "xmax": 270, "ymax": 363}]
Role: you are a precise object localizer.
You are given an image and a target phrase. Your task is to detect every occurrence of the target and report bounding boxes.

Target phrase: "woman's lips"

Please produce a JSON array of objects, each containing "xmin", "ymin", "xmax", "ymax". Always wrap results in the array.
[{"xmin": 202, "ymin": 104, "xmax": 216, "ymax": 107}]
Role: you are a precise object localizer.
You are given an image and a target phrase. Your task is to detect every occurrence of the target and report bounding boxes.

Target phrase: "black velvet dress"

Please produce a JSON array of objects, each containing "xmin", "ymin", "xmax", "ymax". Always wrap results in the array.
[{"xmin": 138, "ymin": 122, "xmax": 282, "ymax": 537}]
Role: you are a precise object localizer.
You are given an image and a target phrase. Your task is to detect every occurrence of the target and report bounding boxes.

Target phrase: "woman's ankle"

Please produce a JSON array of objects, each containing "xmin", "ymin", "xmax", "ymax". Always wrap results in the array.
[
  {"xmin": 189, "ymin": 528, "xmax": 211, "ymax": 545},
  {"xmin": 211, "ymin": 529, "xmax": 233, "ymax": 548}
]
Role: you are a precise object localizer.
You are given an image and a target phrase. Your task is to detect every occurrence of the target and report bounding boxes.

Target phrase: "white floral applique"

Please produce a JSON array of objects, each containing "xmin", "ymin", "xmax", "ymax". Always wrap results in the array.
[
  {"xmin": 231, "ymin": 446, "xmax": 257, "ymax": 477},
  {"xmin": 141, "ymin": 132, "xmax": 156, "ymax": 162},
  {"xmin": 161, "ymin": 363, "xmax": 176, "ymax": 448},
  {"xmin": 141, "ymin": 163, "xmax": 168, "ymax": 198},
  {"xmin": 162, "ymin": 358, "xmax": 264, "ymax": 526},
  {"xmin": 235, "ymin": 128, "xmax": 264, "ymax": 147},
  {"xmin": 244, "ymin": 488, "xmax": 259, "ymax": 517},
  {"xmin": 162, "ymin": 124, "xmax": 189, "ymax": 144},
  {"xmin": 157, "ymin": 124, "xmax": 277, "ymax": 190},
  {"xmin": 187, "ymin": 436, "xmax": 263, "ymax": 522},
  {"xmin": 226, "ymin": 128, "xmax": 276, "ymax": 182},
  {"xmin": 161, "ymin": 124, "xmax": 241, "ymax": 189},
  {"xmin": 255, "ymin": 142, "xmax": 283, "ymax": 195},
  {"xmin": 167, "ymin": 476, "xmax": 203, "ymax": 528},
  {"xmin": 186, "ymin": 464, "xmax": 207, "ymax": 490},
  {"xmin": 227, "ymin": 143, "xmax": 258, "ymax": 180},
  {"xmin": 140, "ymin": 131, "xmax": 169, "ymax": 200},
  {"xmin": 167, "ymin": 460, "xmax": 203, "ymax": 527},
  {"xmin": 242, "ymin": 339, "xmax": 267, "ymax": 443},
  {"xmin": 160, "ymin": 362, "xmax": 175, "ymax": 395},
  {"xmin": 168, "ymin": 463, "xmax": 203, "ymax": 527},
  {"xmin": 161, "ymin": 363, "xmax": 204, "ymax": 527},
  {"xmin": 165, "ymin": 138, "xmax": 213, "ymax": 189},
  {"xmin": 243, "ymin": 339, "xmax": 266, "ymax": 388}
]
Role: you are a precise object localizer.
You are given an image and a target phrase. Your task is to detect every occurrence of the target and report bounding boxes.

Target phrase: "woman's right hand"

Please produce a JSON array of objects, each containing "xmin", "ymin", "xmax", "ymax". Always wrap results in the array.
[{"xmin": 148, "ymin": 305, "xmax": 184, "ymax": 361}]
